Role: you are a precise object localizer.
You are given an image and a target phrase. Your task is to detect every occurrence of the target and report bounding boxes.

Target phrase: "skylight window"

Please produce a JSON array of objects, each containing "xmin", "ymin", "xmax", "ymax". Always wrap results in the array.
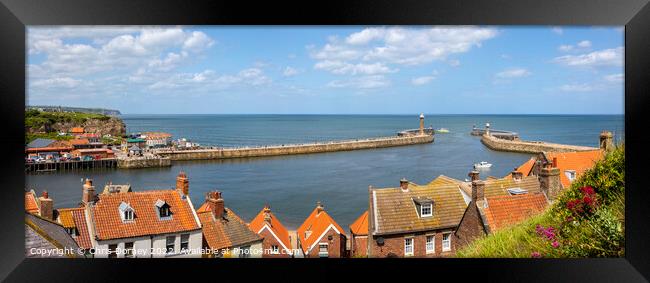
[{"xmin": 507, "ymin": 188, "xmax": 528, "ymax": 195}]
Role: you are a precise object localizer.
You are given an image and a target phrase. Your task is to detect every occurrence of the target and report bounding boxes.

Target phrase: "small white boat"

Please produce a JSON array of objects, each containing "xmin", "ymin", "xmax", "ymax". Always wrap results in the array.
[
  {"xmin": 473, "ymin": 161, "xmax": 492, "ymax": 169},
  {"xmin": 436, "ymin": 128, "xmax": 450, "ymax": 133}
]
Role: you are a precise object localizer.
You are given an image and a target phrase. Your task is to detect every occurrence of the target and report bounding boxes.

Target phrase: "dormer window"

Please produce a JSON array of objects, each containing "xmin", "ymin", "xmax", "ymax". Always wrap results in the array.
[
  {"xmin": 421, "ymin": 203, "xmax": 432, "ymax": 217},
  {"xmin": 565, "ymin": 170, "xmax": 577, "ymax": 182},
  {"xmin": 413, "ymin": 197, "xmax": 434, "ymax": 218},
  {"xmin": 119, "ymin": 202, "xmax": 135, "ymax": 222},
  {"xmin": 155, "ymin": 199, "xmax": 172, "ymax": 219}
]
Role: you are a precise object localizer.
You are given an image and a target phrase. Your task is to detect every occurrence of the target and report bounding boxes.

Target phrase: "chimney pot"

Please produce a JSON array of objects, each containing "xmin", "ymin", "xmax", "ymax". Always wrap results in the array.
[
  {"xmin": 471, "ymin": 180, "xmax": 485, "ymax": 202},
  {"xmin": 316, "ymin": 201, "xmax": 324, "ymax": 213},
  {"xmin": 82, "ymin": 178, "xmax": 96, "ymax": 205},
  {"xmin": 176, "ymin": 171, "xmax": 189, "ymax": 196},
  {"xmin": 468, "ymin": 170, "xmax": 480, "ymax": 182},
  {"xmin": 38, "ymin": 190, "xmax": 54, "ymax": 220},
  {"xmin": 207, "ymin": 191, "xmax": 225, "ymax": 219},
  {"xmin": 511, "ymin": 170, "xmax": 523, "ymax": 181},
  {"xmin": 399, "ymin": 178, "xmax": 409, "ymax": 191}
]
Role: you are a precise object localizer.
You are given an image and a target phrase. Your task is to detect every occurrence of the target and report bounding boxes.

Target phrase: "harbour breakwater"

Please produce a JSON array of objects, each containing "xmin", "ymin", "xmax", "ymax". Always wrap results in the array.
[
  {"xmin": 481, "ymin": 134, "xmax": 600, "ymax": 154},
  {"xmin": 156, "ymin": 134, "xmax": 434, "ymax": 161},
  {"xmin": 117, "ymin": 157, "xmax": 172, "ymax": 169}
]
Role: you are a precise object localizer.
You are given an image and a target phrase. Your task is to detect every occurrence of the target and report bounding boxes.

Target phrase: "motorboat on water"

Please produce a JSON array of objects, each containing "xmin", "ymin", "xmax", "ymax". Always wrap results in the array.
[
  {"xmin": 473, "ymin": 161, "xmax": 492, "ymax": 169},
  {"xmin": 436, "ymin": 128, "xmax": 450, "ymax": 133}
]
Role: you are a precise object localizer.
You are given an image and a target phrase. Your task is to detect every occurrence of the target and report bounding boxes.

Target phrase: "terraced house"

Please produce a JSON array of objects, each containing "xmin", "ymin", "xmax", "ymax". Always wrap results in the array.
[
  {"xmin": 366, "ymin": 176, "xmax": 468, "ymax": 257},
  {"xmin": 297, "ymin": 202, "xmax": 347, "ymax": 258},
  {"xmin": 197, "ymin": 191, "xmax": 263, "ymax": 258},
  {"xmin": 454, "ymin": 167, "xmax": 559, "ymax": 248},
  {"xmin": 249, "ymin": 205, "xmax": 293, "ymax": 258}
]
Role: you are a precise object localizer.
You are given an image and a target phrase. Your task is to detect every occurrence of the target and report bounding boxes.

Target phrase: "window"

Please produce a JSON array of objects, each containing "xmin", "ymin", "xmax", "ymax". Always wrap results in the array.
[
  {"xmin": 318, "ymin": 243, "xmax": 329, "ymax": 258},
  {"xmin": 119, "ymin": 202, "xmax": 134, "ymax": 222},
  {"xmin": 66, "ymin": 227, "xmax": 78, "ymax": 238},
  {"xmin": 404, "ymin": 238, "xmax": 414, "ymax": 256},
  {"xmin": 124, "ymin": 242, "xmax": 134, "ymax": 258},
  {"xmin": 271, "ymin": 245, "xmax": 280, "ymax": 254},
  {"xmin": 124, "ymin": 210, "xmax": 134, "ymax": 221},
  {"xmin": 442, "ymin": 233, "xmax": 451, "ymax": 252},
  {"xmin": 239, "ymin": 246, "xmax": 250, "ymax": 258},
  {"xmin": 108, "ymin": 244, "xmax": 118, "ymax": 258},
  {"xmin": 166, "ymin": 236, "xmax": 176, "ymax": 254},
  {"xmin": 421, "ymin": 203, "xmax": 432, "ymax": 217},
  {"xmin": 180, "ymin": 234, "xmax": 189, "ymax": 252},
  {"xmin": 426, "ymin": 235, "xmax": 435, "ymax": 254},
  {"xmin": 156, "ymin": 199, "xmax": 172, "ymax": 219},
  {"xmin": 565, "ymin": 170, "xmax": 577, "ymax": 182}
]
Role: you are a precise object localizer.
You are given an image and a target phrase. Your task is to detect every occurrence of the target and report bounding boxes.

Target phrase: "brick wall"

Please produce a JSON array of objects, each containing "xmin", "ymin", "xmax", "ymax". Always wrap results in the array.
[
  {"xmin": 454, "ymin": 202, "xmax": 487, "ymax": 249},
  {"xmin": 368, "ymin": 229, "xmax": 455, "ymax": 258},
  {"xmin": 258, "ymin": 228, "xmax": 291, "ymax": 258},
  {"xmin": 304, "ymin": 228, "xmax": 346, "ymax": 258},
  {"xmin": 351, "ymin": 235, "xmax": 367, "ymax": 257}
]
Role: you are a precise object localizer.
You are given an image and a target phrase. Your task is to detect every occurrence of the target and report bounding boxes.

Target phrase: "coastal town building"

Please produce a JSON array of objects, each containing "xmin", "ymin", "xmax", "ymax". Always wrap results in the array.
[
  {"xmin": 102, "ymin": 183, "xmax": 132, "ymax": 194},
  {"xmin": 71, "ymin": 148, "xmax": 115, "ymax": 159},
  {"xmin": 56, "ymin": 207, "xmax": 94, "ymax": 253},
  {"xmin": 88, "ymin": 173, "xmax": 203, "ymax": 258},
  {"xmin": 454, "ymin": 169, "xmax": 556, "ymax": 248},
  {"xmin": 248, "ymin": 205, "xmax": 293, "ymax": 258},
  {"xmin": 70, "ymin": 127, "xmax": 84, "ymax": 136},
  {"xmin": 142, "ymin": 132, "xmax": 172, "ymax": 148},
  {"xmin": 297, "ymin": 202, "xmax": 347, "ymax": 258},
  {"xmin": 367, "ymin": 176, "xmax": 468, "ymax": 258},
  {"xmin": 196, "ymin": 190, "xmax": 264, "ymax": 258},
  {"xmin": 349, "ymin": 210, "xmax": 368, "ymax": 257},
  {"xmin": 25, "ymin": 212, "xmax": 84, "ymax": 258}
]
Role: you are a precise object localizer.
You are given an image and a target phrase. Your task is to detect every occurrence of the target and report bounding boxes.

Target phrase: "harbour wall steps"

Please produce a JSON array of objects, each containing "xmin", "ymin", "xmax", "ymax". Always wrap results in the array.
[
  {"xmin": 157, "ymin": 134, "xmax": 434, "ymax": 161},
  {"xmin": 481, "ymin": 134, "xmax": 599, "ymax": 154}
]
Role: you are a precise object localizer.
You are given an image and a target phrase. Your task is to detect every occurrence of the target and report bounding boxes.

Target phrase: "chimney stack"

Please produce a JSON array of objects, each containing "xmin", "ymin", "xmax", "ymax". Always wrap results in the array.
[
  {"xmin": 399, "ymin": 178, "xmax": 409, "ymax": 191},
  {"xmin": 263, "ymin": 205, "xmax": 272, "ymax": 226},
  {"xmin": 82, "ymin": 179, "xmax": 96, "ymax": 205},
  {"xmin": 468, "ymin": 170, "xmax": 480, "ymax": 182},
  {"xmin": 38, "ymin": 191, "xmax": 53, "ymax": 220},
  {"xmin": 539, "ymin": 160, "xmax": 562, "ymax": 201},
  {"xmin": 176, "ymin": 171, "xmax": 189, "ymax": 196},
  {"xmin": 206, "ymin": 191, "xmax": 225, "ymax": 219},
  {"xmin": 471, "ymin": 180, "xmax": 485, "ymax": 202},
  {"xmin": 599, "ymin": 131, "xmax": 614, "ymax": 152},
  {"xmin": 316, "ymin": 201, "xmax": 324, "ymax": 214},
  {"xmin": 511, "ymin": 169, "xmax": 523, "ymax": 181}
]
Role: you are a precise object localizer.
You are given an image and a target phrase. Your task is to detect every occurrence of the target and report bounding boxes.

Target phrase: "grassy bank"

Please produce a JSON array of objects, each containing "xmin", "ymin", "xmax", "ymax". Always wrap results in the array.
[
  {"xmin": 457, "ymin": 144, "xmax": 625, "ymax": 258},
  {"xmin": 26, "ymin": 109, "xmax": 110, "ymax": 129}
]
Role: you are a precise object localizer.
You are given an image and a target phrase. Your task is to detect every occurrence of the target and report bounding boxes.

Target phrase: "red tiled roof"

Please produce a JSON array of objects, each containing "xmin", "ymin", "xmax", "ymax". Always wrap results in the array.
[
  {"xmin": 197, "ymin": 204, "xmax": 261, "ymax": 250},
  {"xmin": 544, "ymin": 150, "xmax": 604, "ymax": 188},
  {"xmin": 92, "ymin": 190, "xmax": 200, "ymax": 240},
  {"xmin": 505, "ymin": 157, "xmax": 536, "ymax": 179},
  {"xmin": 57, "ymin": 207, "xmax": 93, "ymax": 249},
  {"xmin": 70, "ymin": 138, "xmax": 90, "ymax": 145},
  {"xmin": 248, "ymin": 207, "xmax": 292, "ymax": 251},
  {"xmin": 297, "ymin": 206, "xmax": 345, "ymax": 253},
  {"xmin": 483, "ymin": 193, "xmax": 548, "ymax": 232},
  {"xmin": 71, "ymin": 127, "xmax": 84, "ymax": 134},
  {"xmin": 349, "ymin": 210, "xmax": 368, "ymax": 236},
  {"xmin": 25, "ymin": 192, "xmax": 39, "ymax": 214}
]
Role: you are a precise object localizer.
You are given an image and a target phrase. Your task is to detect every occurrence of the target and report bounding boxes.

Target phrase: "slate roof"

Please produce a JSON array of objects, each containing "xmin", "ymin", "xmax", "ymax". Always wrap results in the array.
[
  {"xmin": 297, "ymin": 206, "xmax": 346, "ymax": 253},
  {"xmin": 56, "ymin": 207, "xmax": 93, "ymax": 249},
  {"xmin": 91, "ymin": 189, "xmax": 201, "ymax": 241},
  {"xmin": 197, "ymin": 203, "xmax": 262, "ymax": 250},
  {"xmin": 481, "ymin": 193, "xmax": 549, "ymax": 232},
  {"xmin": 370, "ymin": 179, "xmax": 468, "ymax": 236},
  {"xmin": 25, "ymin": 212, "xmax": 82, "ymax": 258},
  {"xmin": 249, "ymin": 206, "xmax": 292, "ymax": 252},
  {"xmin": 349, "ymin": 210, "xmax": 368, "ymax": 236},
  {"xmin": 27, "ymin": 138, "xmax": 55, "ymax": 149}
]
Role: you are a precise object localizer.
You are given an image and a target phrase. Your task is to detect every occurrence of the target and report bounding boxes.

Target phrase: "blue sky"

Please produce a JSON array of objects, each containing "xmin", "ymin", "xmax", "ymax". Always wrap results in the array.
[{"xmin": 27, "ymin": 26, "xmax": 624, "ymax": 114}]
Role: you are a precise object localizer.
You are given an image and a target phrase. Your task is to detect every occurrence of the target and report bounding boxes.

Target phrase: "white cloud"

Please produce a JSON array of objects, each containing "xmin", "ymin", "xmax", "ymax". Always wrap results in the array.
[
  {"xmin": 577, "ymin": 40, "xmax": 592, "ymax": 48},
  {"xmin": 31, "ymin": 77, "xmax": 81, "ymax": 89},
  {"xmin": 314, "ymin": 60, "xmax": 396, "ymax": 75},
  {"xmin": 411, "ymin": 76, "xmax": 435, "ymax": 85},
  {"xmin": 327, "ymin": 75, "xmax": 390, "ymax": 89},
  {"xmin": 311, "ymin": 26, "xmax": 497, "ymax": 78},
  {"xmin": 558, "ymin": 40, "xmax": 592, "ymax": 52},
  {"xmin": 604, "ymin": 73, "xmax": 624, "ymax": 83},
  {"xmin": 182, "ymin": 31, "xmax": 215, "ymax": 52},
  {"xmin": 551, "ymin": 27, "xmax": 563, "ymax": 35},
  {"xmin": 448, "ymin": 59, "xmax": 461, "ymax": 67},
  {"xmin": 559, "ymin": 83, "xmax": 597, "ymax": 92},
  {"xmin": 283, "ymin": 66, "xmax": 299, "ymax": 77},
  {"xmin": 495, "ymin": 68, "xmax": 531, "ymax": 78},
  {"xmin": 553, "ymin": 47, "xmax": 623, "ymax": 67}
]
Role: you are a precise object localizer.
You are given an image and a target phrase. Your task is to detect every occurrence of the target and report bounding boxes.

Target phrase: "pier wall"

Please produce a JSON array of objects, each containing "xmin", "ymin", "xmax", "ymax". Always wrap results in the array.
[
  {"xmin": 158, "ymin": 135, "xmax": 434, "ymax": 161},
  {"xmin": 481, "ymin": 134, "xmax": 599, "ymax": 154},
  {"xmin": 117, "ymin": 157, "xmax": 172, "ymax": 169}
]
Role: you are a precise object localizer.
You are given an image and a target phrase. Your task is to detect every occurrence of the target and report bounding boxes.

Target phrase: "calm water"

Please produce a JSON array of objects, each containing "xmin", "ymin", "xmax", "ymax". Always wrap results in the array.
[{"xmin": 26, "ymin": 114, "xmax": 624, "ymax": 230}]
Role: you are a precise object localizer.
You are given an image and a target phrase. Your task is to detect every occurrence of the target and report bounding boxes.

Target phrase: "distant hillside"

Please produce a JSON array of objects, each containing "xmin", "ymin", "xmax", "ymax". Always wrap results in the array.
[
  {"xmin": 26, "ymin": 105, "xmax": 121, "ymax": 116},
  {"xmin": 457, "ymin": 144, "xmax": 625, "ymax": 258},
  {"xmin": 25, "ymin": 109, "xmax": 126, "ymax": 144}
]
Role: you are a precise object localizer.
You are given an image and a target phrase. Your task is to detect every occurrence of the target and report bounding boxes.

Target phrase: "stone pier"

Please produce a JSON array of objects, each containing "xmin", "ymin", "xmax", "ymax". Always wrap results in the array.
[{"xmin": 480, "ymin": 134, "xmax": 599, "ymax": 154}]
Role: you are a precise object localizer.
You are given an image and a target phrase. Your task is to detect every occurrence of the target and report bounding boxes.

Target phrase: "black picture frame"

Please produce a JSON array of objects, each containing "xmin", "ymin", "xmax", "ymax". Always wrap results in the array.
[{"xmin": 1, "ymin": 0, "xmax": 648, "ymax": 281}]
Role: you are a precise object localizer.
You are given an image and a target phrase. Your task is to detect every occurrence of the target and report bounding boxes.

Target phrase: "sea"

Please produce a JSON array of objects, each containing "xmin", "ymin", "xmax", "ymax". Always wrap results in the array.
[{"xmin": 25, "ymin": 114, "xmax": 624, "ymax": 230}]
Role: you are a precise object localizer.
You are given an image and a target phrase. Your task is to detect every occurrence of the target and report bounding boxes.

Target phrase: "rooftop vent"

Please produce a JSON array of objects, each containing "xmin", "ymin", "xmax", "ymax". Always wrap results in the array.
[{"xmin": 507, "ymin": 188, "xmax": 528, "ymax": 195}]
